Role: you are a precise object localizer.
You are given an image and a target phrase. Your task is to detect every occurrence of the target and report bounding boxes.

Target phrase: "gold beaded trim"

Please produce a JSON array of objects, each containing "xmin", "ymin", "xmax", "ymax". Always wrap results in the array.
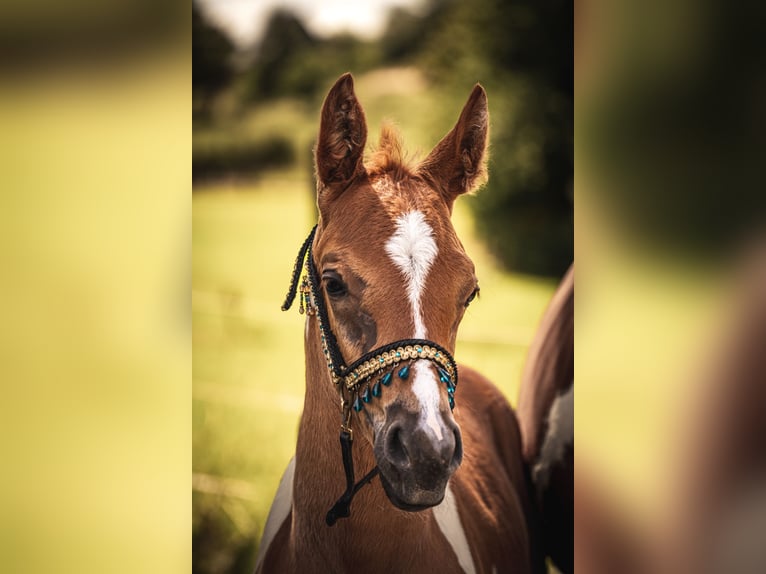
[{"xmin": 343, "ymin": 344, "xmax": 455, "ymax": 391}]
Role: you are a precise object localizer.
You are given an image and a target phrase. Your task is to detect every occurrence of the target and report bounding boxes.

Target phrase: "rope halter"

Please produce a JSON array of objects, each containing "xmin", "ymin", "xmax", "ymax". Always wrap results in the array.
[{"xmin": 282, "ymin": 225, "xmax": 459, "ymax": 525}]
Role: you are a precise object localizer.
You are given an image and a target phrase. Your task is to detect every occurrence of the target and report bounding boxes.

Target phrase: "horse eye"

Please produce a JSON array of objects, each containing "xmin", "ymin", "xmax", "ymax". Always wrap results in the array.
[
  {"xmin": 323, "ymin": 272, "xmax": 347, "ymax": 297},
  {"xmin": 465, "ymin": 286, "xmax": 480, "ymax": 307}
]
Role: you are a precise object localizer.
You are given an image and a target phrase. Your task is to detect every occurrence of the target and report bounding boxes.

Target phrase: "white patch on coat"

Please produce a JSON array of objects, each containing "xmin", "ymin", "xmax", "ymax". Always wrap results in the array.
[
  {"xmin": 433, "ymin": 482, "xmax": 476, "ymax": 573},
  {"xmin": 533, "ymin": 383, "xmax": 573, "ymax": 489},
  {"xmin": 254, "ymin": 456, "xmax": 295, "ymax": 573},
  {"xmin": 412, "ymin": 361, "xmax": 444, "ymax": 440},
  {"xmin": 384, "ymin": 210, "xmax": 438, "ymax": 339}
]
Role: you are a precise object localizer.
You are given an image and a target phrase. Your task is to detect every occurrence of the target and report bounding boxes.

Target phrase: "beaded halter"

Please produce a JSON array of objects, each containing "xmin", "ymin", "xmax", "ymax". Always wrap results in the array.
[{"xmin": 282, "ymin": 225, "xmax": 459, "ymax": 525}]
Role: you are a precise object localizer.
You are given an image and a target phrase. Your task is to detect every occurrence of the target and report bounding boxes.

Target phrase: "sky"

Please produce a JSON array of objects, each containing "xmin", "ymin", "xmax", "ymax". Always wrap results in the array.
[{"xmin": 197, "ymin": 0, "xmax": 425, "ymax": 49}]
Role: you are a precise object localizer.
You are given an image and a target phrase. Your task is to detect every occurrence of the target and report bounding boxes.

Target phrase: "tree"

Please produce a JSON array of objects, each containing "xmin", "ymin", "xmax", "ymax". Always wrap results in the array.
[
  {"xmin": 420, "ymin": 0, "xmax": 573, "ymax": 277},
  {"xmin": 245, "ymin": 10, "xmax": 317, "ymax": 101},
  {"xmin": 192, "ymin": 2, "xmax": 234, "ymax": 120}
]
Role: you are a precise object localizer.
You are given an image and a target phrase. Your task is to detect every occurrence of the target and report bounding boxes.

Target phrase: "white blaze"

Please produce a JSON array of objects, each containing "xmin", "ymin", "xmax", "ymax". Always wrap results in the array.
[
  {"xmin": 412, "ymin": 360, "xmax": 444, "ymax": 439},
  {"xmin": 385, "ymin": 210, "xmax": 443, "ymax": 436},
  {"xmin": 384, "ymin": 211, "xmax": 437, "ymax": 339}
]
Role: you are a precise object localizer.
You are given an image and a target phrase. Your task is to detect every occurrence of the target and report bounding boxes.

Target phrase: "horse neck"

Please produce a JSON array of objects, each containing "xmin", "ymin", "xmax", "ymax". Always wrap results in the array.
[
  {"xmin": 294, "ymin": 315, "xmax": 376, "ymax": 511},
  {"xmin": 293, "ymin": 316, "xmax": 433, "ymax": 552}
]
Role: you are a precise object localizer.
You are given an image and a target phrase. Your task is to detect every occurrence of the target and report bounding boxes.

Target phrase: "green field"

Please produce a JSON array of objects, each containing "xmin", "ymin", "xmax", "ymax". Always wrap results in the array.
[{"xmin": 192, "ymin": 71, "xmax": 557, "ymax": 573}]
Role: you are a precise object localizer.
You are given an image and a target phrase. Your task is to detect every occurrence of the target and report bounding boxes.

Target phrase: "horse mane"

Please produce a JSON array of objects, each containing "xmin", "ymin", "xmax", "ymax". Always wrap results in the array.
[{"xmin": 365, "ymin": 123, "xmax": 415, "ymax": 181}]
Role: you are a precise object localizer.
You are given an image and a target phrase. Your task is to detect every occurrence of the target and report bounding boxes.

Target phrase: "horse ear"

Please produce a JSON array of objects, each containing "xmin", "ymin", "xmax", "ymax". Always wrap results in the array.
[
  {"xmin": 315, "ymin": 73, "xmax": 368, "ymax": 204},
  {"xmin": 418, "ymin": 84, "xmax": 489, "ymax": 209}
]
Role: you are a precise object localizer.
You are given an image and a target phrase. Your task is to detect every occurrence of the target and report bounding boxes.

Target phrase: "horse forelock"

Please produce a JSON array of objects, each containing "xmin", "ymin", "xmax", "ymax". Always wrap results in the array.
[{"xmin": 366, "ymin": 123, "xmax": 415, "ymax": 181}]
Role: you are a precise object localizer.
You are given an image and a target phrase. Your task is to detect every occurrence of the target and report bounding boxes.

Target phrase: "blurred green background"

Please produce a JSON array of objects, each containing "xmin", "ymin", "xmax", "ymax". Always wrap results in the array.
[{"xmin": 193, "ymin": 0, "xmax": 570, "ymax": 571}]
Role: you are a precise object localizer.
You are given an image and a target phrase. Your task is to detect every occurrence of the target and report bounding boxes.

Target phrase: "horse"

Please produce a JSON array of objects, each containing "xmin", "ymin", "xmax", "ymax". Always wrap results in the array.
[
  {"xmin": 517, "ymin": 264, "xmax": 573, "ymax": 573},
  {"xmin": 254, "ymin": 73, "xmax": 542, "ymax": 574}
]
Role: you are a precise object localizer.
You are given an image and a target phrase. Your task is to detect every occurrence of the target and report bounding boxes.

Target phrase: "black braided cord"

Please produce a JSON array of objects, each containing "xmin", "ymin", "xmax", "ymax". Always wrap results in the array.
[
  {"xmin": 281, "ymin": 225, "xmax": 317, "ymax": 312},
  {"xmin": 325, "ymin": 431, "xmax": 380, "ymax": 526},
  {"xmin": 306, "ymin": 241, "xmax": 347, "ymax": 377}
]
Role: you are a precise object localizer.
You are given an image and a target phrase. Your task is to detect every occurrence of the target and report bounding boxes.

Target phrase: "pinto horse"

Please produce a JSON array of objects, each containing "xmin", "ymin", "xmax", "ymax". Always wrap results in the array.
[
  {"xmin": 255, "ymin": 74, "xmax": 542, "ymax": 573},
  {"xmin": 517, "ymin": 264, "xmax": 573, "ymax": 573}
]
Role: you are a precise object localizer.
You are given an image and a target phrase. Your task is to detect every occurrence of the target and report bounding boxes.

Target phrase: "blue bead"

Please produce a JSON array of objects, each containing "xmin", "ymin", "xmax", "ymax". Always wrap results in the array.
[
  {"xmin": 379, "ymin": 357, "xmax": 385, "ymax": 363},
  {"xmin": 362, "ymin": 388, "xmax": 371, "ymax": 403},
  {"xmin": 447, "ymin": 385, "xmax": 455, "ymax": 395},
  {"xmin": 353, "ymin": 397, "xmax": 363, "ymax": 412},
  {"xmin": 372, "ymin": 381, "xmax": 381, "ymax": 398},
  {"xmin": 381, "ymin": 372, "xmax": 393, "ymax": 386},
  {"xmin": 440, "ymin": 374, "xmax": 451, "ymax": 384},
  {"xmin": 438, "ymin": 368, "xmax": 450, "ymax": 381},
  {"xmin": 395, "ymin": 351, "xmax": 401, "ymax": 358},
  {"xmin": 398, "ymin": 365, "xmax": 410, "ymax": 380},
  {"xmin": 448, "ymin": 395, "xmax": 455, "ymax": 410}
]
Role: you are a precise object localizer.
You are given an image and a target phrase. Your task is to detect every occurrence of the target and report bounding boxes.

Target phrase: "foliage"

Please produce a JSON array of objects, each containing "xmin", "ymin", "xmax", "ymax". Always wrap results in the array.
[
  {"xmin": 193, "ymin": 492, "xmax": 256, "ymax": 574},
  {"xmin": 377, "ymin": 2, "xmax": 449, "ymax": 64},
  {"xmin": 192, "ymin": 137, "xmax": 294, "ymax": 183},
  {"xmin": 244, "ymin": 10, "xmax": 317, "ymax": 101},
  {"xmin": 192, "ymin": 2, "xmax": 234, "ymax": 120},
  {"xmin": 419, "ymin": 0, "xmax": 573, "ymax": 277},
  {"xmin": 470, "ymin": 80, "xmax": 573, "ymax": 277},
  {"xmin": 245, "ymin": 11, "xmax": 381, "ymax": 103}
]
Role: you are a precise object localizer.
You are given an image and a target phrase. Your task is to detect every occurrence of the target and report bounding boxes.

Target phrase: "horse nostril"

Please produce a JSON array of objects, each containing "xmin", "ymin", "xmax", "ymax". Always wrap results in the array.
[
  {"xmin": 450, "ymin": 428, "xmax": 463, "ymax": 469},
  {"xmin": 385, "ymin": 425, "xmax": 410, "ymax": 468}
]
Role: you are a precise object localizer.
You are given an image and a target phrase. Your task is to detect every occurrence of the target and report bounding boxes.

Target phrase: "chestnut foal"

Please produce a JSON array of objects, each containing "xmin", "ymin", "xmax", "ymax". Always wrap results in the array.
[{"xmin": 255, "ymin": 74, "xmax": 541, "ymax": 574}]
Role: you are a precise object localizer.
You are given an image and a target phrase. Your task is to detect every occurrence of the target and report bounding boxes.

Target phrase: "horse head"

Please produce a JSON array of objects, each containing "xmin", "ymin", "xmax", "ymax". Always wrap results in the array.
[{"xmin": 310, "ymin": 73, "xmax": 489, "ymax": 510}]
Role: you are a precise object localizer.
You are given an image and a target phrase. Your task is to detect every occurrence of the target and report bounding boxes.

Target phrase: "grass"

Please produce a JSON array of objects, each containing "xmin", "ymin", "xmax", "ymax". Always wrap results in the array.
[{"xmin": 192, "ymin": 68, "xmax": 558, "ymax": 573}]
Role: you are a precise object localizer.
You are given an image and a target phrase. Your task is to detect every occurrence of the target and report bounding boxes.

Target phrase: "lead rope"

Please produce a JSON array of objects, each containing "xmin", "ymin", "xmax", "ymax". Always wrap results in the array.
[
  {"xmin": 280, "ymin": 225, "xmax": 316, "ymax": 313},
  {"xmin": 325, "ymin": 430, "xmax": 380, "ymax": 526}
]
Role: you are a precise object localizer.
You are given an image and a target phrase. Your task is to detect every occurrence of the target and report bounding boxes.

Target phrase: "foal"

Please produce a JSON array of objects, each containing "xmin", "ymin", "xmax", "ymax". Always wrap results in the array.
[{"xmin": 256, "ymin": 74, "xmax": 540, "ymax": 574}]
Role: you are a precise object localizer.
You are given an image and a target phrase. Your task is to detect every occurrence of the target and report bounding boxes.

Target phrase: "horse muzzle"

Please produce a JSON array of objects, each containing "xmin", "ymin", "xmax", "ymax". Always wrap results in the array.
[{"xmin": 374, "ymin": 401, "xmax": 463, "ymax": 510}]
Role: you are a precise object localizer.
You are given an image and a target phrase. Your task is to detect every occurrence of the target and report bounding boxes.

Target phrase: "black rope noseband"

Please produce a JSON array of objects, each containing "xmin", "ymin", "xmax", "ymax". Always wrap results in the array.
[{"xmin": 282, "ymin": 225, "xmax": 459, "ymax": 525}]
